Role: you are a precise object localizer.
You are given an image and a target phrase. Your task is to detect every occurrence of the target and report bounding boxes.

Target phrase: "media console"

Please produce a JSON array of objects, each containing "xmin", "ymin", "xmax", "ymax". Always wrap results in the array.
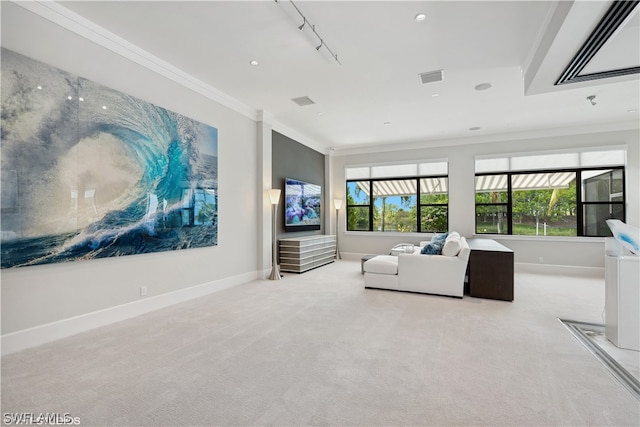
[{"xmin": 279, "ymin": 235, "xmax": 336, "ymax": 273}]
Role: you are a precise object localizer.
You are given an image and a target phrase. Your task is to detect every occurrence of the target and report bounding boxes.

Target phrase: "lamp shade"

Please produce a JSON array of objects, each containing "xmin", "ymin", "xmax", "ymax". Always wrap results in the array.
[
  {"xmin": 334, "ymin": 199, "xmax": 343, "ymax": 210},
  {"xmin": 268, "ymin": 189, "xmax": 281, "ymax": 205}
]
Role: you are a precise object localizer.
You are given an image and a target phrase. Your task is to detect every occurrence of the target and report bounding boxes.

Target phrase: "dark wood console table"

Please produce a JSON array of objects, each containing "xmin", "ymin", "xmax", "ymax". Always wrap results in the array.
[{"xmin": 466, "ymin": 239, "xmax": 514, "ymax": 301}]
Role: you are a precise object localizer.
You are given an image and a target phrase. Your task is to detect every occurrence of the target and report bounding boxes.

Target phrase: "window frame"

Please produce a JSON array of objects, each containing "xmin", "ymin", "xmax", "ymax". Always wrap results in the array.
[
  {"xmin": 346, "ymin": 174, "xmax": 449, "ymax": 233},
  {"xmin": 474, "ymin": 166, "xmax": 625, "ymax": 237}
]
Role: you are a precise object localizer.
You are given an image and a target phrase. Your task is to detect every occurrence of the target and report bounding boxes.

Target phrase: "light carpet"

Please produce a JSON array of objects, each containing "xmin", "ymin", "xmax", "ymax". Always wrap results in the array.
[{"xmin": 2, "ymin": 260, "xmax": 639, "ymax": 426}]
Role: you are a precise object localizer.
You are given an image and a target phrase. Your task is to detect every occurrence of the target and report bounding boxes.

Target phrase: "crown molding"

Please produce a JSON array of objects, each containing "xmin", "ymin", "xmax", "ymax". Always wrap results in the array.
[{"xmin": 12, "ymin": 0, "xmax": 258, "ymax": 120}]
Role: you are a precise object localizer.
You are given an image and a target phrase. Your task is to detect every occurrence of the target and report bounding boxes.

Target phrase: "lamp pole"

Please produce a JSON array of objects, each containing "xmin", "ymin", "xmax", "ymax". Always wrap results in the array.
[
  {"xmin": 268, "ymin": 189, "xmax": 282, "ymax": 280},
  {"xmin": 334, "ymin": 199, "xmax": 342, "ymax": 260}
]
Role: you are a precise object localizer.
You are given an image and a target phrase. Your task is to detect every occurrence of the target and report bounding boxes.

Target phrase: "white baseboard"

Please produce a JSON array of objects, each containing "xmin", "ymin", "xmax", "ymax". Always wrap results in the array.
[
  {"xmin": 515, "ymin": 262, "xmax": 604, "ymax": 278},
  {"xmin": 1, "ymin": 271, "xmax": 258, "ymax": 356}
]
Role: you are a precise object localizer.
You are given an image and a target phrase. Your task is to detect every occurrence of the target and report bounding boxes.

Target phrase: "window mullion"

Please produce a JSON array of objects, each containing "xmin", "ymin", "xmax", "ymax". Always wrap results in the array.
[
  {"xmin": 622, "ymin": 167, "xmax": 626, "ymax": 223},
  {"xmin": 368, "ymin": 180, "xmax": 373, "ymax": 231},
  {"xmin": 576, "ymin": 170, "xmax": 583, "ymax": 236},
  {"xmin": 416, "ymin": 178, "xmax": 421, "ymax": 232},
  {"xmin": 507, "ymin": 173, "xmax": 513, "ymax": 235}
]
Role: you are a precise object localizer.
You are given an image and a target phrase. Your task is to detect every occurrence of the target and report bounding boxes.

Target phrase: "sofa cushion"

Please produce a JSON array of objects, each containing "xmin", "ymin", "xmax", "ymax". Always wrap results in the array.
[
  {"xmin": 442, "ymin": 232, "xmax": 462, "ymax": 257},
  {"xmin": 447, "ymin": 231, "xmax": 460, "ymax": 240},
  {"xmin": 363, "ymin": 255, "xmax": 398, "ymax": 275}
]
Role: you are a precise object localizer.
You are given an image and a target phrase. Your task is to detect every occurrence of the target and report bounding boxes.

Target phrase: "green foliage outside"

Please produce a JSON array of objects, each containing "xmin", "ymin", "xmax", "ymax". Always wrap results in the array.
[
  {"xmin": 373, "ymin": 196, "xmax": 416, "ymax": 232},
  {"xmin": 475, "ymin": 179, "xmax": 577, "ymax": 236},
  {"xmin": 419, "ymin": 193, "xmax": 448, "ymax": 232},
  {"xmin": 346, "ymin": 192, "xmax": 369, "ymax": 231},
  {"xmin": 346, "ymin": 184, "xmax": 448, "ymax": 232}
]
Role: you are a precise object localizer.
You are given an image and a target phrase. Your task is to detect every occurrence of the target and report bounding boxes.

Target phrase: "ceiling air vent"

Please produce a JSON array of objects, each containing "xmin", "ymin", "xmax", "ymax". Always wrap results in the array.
[
  {"xmin": 418, "ymin": 69, "xmax": 444, "ymax": 84},
  {"xmin": 291, "ymin": 96, "xmax": 316, "ymax": 106}
]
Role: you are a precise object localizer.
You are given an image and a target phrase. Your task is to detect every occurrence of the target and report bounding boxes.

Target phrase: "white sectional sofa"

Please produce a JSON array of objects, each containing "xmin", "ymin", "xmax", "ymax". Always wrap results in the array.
[{"xmin": 363, "ymin": 235, "xmax": 470, "ymax": 298}]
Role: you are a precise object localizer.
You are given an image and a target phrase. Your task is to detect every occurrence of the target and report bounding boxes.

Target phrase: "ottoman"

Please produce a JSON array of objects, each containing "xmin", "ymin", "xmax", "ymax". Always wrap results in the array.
[
  {"xmin": 361, "ymin": 254, "xmax": 377, "ymax": 274},
  {"xmin": 363, "ymin": 255, "xmax": 399, "ymax": 290}
]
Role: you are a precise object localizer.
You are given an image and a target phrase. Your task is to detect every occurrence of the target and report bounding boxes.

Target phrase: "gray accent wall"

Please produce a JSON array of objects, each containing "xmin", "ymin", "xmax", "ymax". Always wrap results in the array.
[{"xmin": 272, "ymin": 131, "xmax": 325, "ymax": 241}]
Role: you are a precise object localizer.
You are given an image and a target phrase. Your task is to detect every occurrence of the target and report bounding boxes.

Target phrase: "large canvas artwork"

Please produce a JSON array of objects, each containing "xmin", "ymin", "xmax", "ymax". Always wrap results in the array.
[{"xmin": 0, "ymin": 49, "xmax": 218, "ymax": 268}]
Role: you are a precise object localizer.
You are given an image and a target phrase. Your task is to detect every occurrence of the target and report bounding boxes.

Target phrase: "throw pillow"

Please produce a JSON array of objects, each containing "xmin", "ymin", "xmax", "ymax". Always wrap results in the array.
[
  {"xmin": 421, "ymin": 241, "xmax": 444, "ymax": 255},
  {"xmin": 442, "ymin": 234, "xmax": 462, "ymax": 257},
  {"xmin": 431, "ymin": 232, "xmax": 448, "ymax": 244}
]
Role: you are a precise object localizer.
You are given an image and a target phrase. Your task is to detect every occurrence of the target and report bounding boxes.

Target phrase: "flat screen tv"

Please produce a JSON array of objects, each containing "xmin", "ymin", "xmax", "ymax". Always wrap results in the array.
[{"xmin": 284, "ymin": 178, "xmax": 321, "ymax": 232}]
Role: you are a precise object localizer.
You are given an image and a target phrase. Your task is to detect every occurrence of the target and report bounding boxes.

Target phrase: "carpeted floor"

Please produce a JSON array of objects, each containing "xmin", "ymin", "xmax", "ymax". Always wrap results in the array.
[{"xmin": 2, "ymin": 260, "xmax": 639, "ymax": 426}]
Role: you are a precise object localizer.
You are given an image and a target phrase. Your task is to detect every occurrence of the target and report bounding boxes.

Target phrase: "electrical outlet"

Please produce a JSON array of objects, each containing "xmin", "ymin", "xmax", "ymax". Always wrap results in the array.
[
  {"xmin": 140, "ymin": 286, "xmax": 147, "ymax": 296},
  {"xmin": 538, "ymin": 257, "xmax": 544, "ymax": 263}
]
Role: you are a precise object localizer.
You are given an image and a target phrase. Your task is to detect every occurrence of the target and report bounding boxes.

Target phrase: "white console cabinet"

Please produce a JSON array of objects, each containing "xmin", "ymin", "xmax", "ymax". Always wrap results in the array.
[
  {"xmin": 605, "ymin": 238, "xmax": 640, "ymax": 351},
  {"xmin": 279, "ymin": 235, "xmax": 336, "ymax": 273}
]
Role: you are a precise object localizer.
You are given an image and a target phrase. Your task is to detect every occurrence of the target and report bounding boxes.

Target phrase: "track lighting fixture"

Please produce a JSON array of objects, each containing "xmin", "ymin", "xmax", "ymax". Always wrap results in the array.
[
  {"xmin": 276, "ymin": 0, "xmax": 341, "ymax": 65},
  {"xmin": 587, "ymin": 95, "xmax": 597, "ymax": 106}
]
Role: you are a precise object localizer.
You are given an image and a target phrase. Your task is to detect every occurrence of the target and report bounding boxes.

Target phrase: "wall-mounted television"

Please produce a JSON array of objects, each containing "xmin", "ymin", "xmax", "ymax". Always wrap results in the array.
[{"xmin": 284, "ymin": 178, "xmax": 321, "ymax": 232}]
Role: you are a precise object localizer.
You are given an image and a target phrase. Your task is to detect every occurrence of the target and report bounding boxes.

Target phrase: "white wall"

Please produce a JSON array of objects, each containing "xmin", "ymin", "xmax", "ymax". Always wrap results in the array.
[
  {"xmin": 330, "ymin": 129, "xmax": 640, "ymax": 269},
  {"xmin": 1, "ymin": 4, "xmax": 259, "ymax": 336}
]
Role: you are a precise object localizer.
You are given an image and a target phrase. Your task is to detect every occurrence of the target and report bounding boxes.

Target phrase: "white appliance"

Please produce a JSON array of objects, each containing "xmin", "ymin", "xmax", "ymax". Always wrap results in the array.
[{"xmin": 604, "ymin": 237, "xmax": 640, "ymax": 351}]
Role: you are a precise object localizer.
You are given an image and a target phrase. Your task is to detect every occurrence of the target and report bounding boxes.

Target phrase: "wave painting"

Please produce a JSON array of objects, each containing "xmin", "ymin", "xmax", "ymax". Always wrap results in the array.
[{"xmin": 0, "ymin": 48, "xmax": 218, "ymax": 268}]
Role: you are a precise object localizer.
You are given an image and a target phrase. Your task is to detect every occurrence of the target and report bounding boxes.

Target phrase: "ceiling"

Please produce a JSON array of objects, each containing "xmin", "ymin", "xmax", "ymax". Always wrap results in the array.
[{"xmin": 4, "ymin": 1, "xmax": 640, "ymax": 153}]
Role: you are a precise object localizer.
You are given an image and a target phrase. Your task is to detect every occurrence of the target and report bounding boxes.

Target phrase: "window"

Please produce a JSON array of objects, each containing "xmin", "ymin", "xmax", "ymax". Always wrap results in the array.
[
  {"xmin": 346, "ymin": 161, "xmax": 448, "ymax": 233},
  {"xmin": 475, "ymin": 149, "xmax": 625, "ymax": 237},
  {"xmin": 346, "ymin": 181, "xmax": 370, "ymax": 231},
  {"xmin": 420, "ymin": 177, "xmax": 449, "ymax": 233},
  {"xmin": 582, "ymin": 169, "xmax": 624, "ymax": 236},
  {"xmin": 475, "ymin": 174, "xmax": 509, "ymax": 234},
  {"xmin": 372, "ymin": 179, "xmax": 417, "ymax": 232}
]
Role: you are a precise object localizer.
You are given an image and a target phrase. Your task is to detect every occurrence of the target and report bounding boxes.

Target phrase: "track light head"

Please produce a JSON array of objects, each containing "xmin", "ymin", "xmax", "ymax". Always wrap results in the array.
[
  {"xmin": 274, "ymin": 0, "xmax": 340, "ymax": 65},
  {"xmin": 587, "ymin": 95, "xmax": 597, "ymax": 106}
]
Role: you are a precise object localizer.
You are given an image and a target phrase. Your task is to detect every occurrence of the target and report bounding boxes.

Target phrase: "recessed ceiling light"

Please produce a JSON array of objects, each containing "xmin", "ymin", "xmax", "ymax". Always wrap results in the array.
[
  {"xmin": 627, "ymin": 109, "xmax": 637, "ymax": 113},
  {"xmin": 36, "ymin": 85, "xmax": 42, "ymax": 90},
  {"xmin": 469, "ymin": 126, "xmax": 481, "ymax": 131},
  {"xmin": 317, "ymin": 112, "xmax": 324, "ymax": 116},
  {"xmin": 414, "ymin": 13, "xmax": 426, "ymax": 22},
  {"xmin": 67, "ymin": 96, "xmax": 73, "ymax": 100},
  {"xmin": 102, "ymin": 105, "xmax": 108, "ymax": 110},
  {"xmin": 474, "ymin": 83, "xmax": 492, "ymax": 91},
  {"xmin": 431, "ymin": 93, "xmax": 439, "ymax": 97},
  {"xmin": 249, "ymin": 60, "xmax": 259, "ymax": 66},
  {"xmin": 384, "ymin": 122, "xmax": 391, "ymax": 126}
]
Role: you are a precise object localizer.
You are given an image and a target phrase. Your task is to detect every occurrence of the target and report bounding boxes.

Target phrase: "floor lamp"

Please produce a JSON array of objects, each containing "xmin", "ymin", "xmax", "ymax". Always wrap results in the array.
[
  {"xmin": 268, "ymin": 189, "xmax": 282, "ymax": 280},
  {"xmin": 334, "ymin": 199, "xmax": 342, "ymax": 260}
]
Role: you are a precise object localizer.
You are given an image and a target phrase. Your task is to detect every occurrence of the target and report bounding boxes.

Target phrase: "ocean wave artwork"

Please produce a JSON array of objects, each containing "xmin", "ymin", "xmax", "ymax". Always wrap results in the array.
[{"xmin": 0, "ymin": 48, "xmax": 218, "ymax": 268}]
